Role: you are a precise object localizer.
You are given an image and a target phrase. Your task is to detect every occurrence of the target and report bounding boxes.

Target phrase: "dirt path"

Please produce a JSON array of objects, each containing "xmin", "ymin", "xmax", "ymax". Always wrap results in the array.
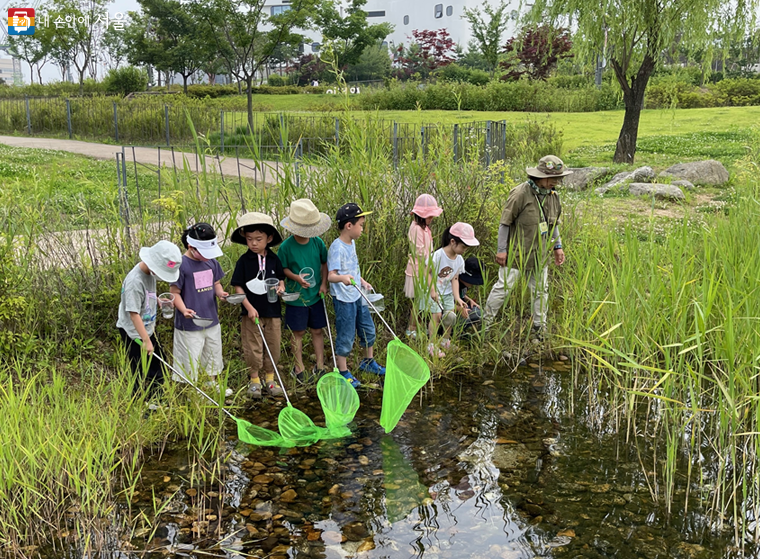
[{"xmin": 0, "ymin": 135, "xmax": 285, "ymax": 185}]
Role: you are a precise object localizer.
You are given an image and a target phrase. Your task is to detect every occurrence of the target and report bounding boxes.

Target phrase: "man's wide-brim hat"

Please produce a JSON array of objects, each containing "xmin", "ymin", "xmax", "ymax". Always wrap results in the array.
[
  {"xmin": 526, "ymin": 155, "xmax": 573, "ymax": 179},
  {"xmin": 231, "ymin": 212, "xmax": 283, "ymax": 246},
  {"xmin": 280, "ymin": 199, "xmax": 332, "ymax": 238}
]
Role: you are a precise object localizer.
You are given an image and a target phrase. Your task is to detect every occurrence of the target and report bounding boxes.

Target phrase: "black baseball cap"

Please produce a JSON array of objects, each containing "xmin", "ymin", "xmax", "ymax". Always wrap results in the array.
[
  {"xmin": 336, "ymin": 203, "xmax": 372, "ymax": 225},
  {"xmin": 459, "ymin": 257, "xmax": 484, "ymax": 286}
]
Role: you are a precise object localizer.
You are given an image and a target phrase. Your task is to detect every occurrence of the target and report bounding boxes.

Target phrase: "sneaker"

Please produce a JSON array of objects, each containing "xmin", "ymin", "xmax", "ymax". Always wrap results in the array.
[
  {"xmin": 439, "ymin": 338, "xmax": 451, "ymax": 350},
  {"xmin": 428, "ymin": 343, "xmax": 445, "ymax": 358},
  {"xmin": 146, "ymin": 401, "xmax": 164, "ymax": 411},
  {"xmin": 206, "ymin": 380, "xmax": 234, "ymax": 398},
  {"xmin": 247, "ymin": 381, "xmax": 262, "ymax": 399},
  {"xmin": 340, "ymin": 370, "xmax": 361, "ymax": 388},
  {"xmin": 358, "ymin": 358, "xmax": 386, "ymax": 376},
  {"xmin": 265, "ymin": 381, "xmax": 284, "ymax": 397},
  {"xmin": 313, "ymin": 366, "xmax": 326, "ymax": 379},
  {"xmin": 291, "ymin": 366, "xmax": 306, "ymax": 385},
  {"xmin": 405, "ymin": 329, "xmax": 417, "ymax": 339}
]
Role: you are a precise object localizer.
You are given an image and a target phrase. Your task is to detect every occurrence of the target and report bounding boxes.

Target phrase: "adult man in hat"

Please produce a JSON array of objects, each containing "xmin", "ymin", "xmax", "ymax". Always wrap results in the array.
[{"xmin": 483, "ymin": 155, "xmax": 572, "ymax": 340}]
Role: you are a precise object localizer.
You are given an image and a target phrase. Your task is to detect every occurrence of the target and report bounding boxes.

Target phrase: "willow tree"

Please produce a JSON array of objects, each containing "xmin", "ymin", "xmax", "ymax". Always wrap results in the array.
[{"xmin": 528, "ymin": 0, "xmax": 758, "ymax": 163}]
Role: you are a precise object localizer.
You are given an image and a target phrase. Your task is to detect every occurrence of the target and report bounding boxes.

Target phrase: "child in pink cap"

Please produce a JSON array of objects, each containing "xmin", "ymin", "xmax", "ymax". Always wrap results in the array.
[
  {"xmin": 426, "ymin": 222, "xmax": 479, "ymax": 357},
  {"xmin": 404, "ymin": 194, "xmax": 443, "ymax": 339}
]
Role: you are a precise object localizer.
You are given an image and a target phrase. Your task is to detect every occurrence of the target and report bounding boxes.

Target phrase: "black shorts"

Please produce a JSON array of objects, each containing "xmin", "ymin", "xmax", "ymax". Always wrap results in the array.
[{"xmin": 284, "ymin": 298, "xmax": 328, "ymax": 332}]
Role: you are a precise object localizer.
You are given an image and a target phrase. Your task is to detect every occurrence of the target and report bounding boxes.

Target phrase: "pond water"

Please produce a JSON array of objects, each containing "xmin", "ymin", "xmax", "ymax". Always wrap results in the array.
[{"xmin": 80, "ymin": 362, "xmax": 753, "ymax": 558}]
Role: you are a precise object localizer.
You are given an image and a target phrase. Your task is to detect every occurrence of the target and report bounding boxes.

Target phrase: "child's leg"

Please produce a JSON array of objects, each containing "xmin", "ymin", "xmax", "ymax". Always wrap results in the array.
[
  {"xmin": 241, "ymin": 318, "xmax": 263, "ymax": 382},
  {"xmin": 199, "ymin": 324, "xmax": 224, "ymax": 380},
  {"xmin": 119, "ymin": 328, "xmax": 144, "ymax": 396},
  {"xmin": 261, "ymin": 317, "xmax": 282, "ymax": 384},
  {"xmin": 145, "ymin": 333, "xmax": 165, "ymax": 399},
  {"xmin": 291, "ymin": 329, "xmax": 306, "ymax": 372},
  {"xmin": 428, "ymin": 312, "xmax": 442, "ymax": 337},
  {"xmin": 333, "ymin": 300, "xmax": 355, "ymax": 372},
  {"xmin": 173, "ymin": 328, "xmax": 203, "ymax": 383},
  {"xmin": 309, "ymin": 298, "xmax": 328, "ymax": 370},
  {"xmin": 356, "ymin": 303, "xmax": 376, "ymax": 359}
]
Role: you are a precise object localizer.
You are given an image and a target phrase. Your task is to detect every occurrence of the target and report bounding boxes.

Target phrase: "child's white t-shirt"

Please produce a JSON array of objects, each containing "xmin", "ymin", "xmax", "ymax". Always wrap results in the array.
[{"xmin": 432, "ymin": 248, "xmax": 464, "ymax": 296}]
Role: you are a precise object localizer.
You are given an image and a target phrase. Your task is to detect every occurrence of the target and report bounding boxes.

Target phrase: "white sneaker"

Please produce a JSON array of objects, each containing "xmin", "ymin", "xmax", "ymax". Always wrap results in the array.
[{"xmin": 206, "ymin": 380, "xmax": 233, "ymax": 398}]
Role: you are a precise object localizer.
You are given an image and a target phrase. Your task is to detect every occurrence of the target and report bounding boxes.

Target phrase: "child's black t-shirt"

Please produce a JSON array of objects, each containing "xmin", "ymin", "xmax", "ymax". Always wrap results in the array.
[{"xmin": 231, "ymin": 248, "xmax": 285, "ymax": 318}]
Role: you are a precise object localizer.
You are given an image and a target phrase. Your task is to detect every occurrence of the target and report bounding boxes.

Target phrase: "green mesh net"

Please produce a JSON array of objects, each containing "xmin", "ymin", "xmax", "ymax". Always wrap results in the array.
[
  {"xmin": 381, "ymin": 435, "xmax": 429, "ymax": 522},
  {"xmin": 380, "ymin": 339, "xmax": 431, "ymax": 433},
  {"xmin": 317, "ymin": 372, "xmax": 360, "ymax": 438},
  {"xmin": 278, "ymin": 405, "xmax": 329, "ymax": 446},
  {"xmin": 236, "ymin": 417, "xmax": 294, "ymax": 448}
]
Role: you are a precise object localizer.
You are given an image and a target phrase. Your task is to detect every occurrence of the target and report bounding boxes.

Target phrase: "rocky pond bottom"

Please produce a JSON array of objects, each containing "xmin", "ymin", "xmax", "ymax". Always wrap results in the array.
[{"xmin": 72, "ymin": 362, "xmax": 752, "ymax": 559}]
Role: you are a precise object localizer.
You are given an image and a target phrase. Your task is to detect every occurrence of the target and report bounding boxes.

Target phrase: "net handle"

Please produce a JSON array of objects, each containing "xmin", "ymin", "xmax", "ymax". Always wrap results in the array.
[
  {"xmin": 255, "ymin": 318, "xmax": 292, "ymax": 406},
  {"xmin": 321, "ymin": 293, "xmax": 339, "ymax": 371},
  {"xmin": 135, "ymin": 339, "xmax": 235, "ymax": 420},
  {"xmin": 352, "ymin": 282, "xmax": 397, "ymax": 339}
]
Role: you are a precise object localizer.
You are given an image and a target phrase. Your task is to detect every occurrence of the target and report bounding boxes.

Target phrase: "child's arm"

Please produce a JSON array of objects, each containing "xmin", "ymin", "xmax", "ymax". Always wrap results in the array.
[
  {"xmin": 278, "ymin": 280, "xmax": 285, "ymax": 294},
  {"xmin": 214, "ymin": 280, "xmax": 229, "ymax": 300},
  {"xmin": 235, "ymin": 285, "xmax": 258, "ymax": 320},
  {"xmin": 452, "ymin": 276, "xmax": 469, "ymax": 316},
  {"xmin": 319, "ymin": 262, "xmax": 329, "ymax": 294},
  {"xmin": 328, "ymin": 269, "xmax": 353, "ymax": 286},
  {"xmin": 170, "ymin": 285, "xmax": 195, "ymax": 319},
  {"xmin": 129, "ymin": 312, "xmax": 154, "ymax": 353},
  {"xmin": 284, "ymin": 267, "xmax": 310, "ymax": 289},
  {"xmin": 465, "ymin": 295, "xmax": 479, "ymax": 308}
]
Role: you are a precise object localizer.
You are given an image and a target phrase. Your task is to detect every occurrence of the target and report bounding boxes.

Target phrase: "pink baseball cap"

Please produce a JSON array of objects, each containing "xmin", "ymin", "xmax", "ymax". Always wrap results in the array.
[
  {"xmin": 411, "ymin": 194, "xmax": 443, "ymax": 219},
  {"xmin": 450, "ymin": 222, "xmax": 480, "ymax": 246}
]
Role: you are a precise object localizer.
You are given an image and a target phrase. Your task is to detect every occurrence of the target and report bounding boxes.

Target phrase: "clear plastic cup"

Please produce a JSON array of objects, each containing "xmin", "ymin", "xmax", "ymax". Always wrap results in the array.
[
  {"xmin": 300, "ymin": 267, "xmax": 316, "ymax": 288},
  {"xmin": 265, "ymin": 278, "xmax": 279, "ymax": 303},
  {"xmin": 158, "ymin": 293, "xmax": 175, "ymax": 319}
]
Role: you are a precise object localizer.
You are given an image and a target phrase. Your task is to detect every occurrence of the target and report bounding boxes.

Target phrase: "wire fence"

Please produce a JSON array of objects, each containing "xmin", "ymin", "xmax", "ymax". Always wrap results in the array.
[{"xmin": 0, "ymin": 96, "xmax": 558, "ymax": 167}]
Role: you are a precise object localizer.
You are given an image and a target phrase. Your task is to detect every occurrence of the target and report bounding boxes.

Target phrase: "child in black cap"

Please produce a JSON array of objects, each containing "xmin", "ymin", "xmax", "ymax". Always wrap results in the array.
[{"xmin": 326, "ymin": 203, "xmax": 386, "ymax": 387}]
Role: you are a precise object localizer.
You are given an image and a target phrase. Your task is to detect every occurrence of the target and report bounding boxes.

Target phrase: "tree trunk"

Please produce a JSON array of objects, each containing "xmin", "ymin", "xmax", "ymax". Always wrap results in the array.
[
  {"xmin": 183, "ymin": 73, "xmax": 189, "ymax": 94},
  {"xmin": 28, "ymin": 62, "xmax": 34, "ymax": 85},
  {"xmin": 246, "ymin": 75, "xmax": 254, "ymax": 133},
  {"xmin": 611, "ymin": 51, "xmax": 657, "ymax": 164}
]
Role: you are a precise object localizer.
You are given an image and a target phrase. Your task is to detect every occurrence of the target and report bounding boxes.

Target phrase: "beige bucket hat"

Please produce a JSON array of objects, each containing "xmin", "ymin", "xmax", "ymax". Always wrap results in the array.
[
  {"xmin": 526, "ymin": 155, "xmax": 574, "ymax": 179},
  {"xmin": 231, "ymin": 212, "xmax": 283, "ymax": 246},
  {"xmin": 280, "ymin": 199, "xmax": 332, "ymax": 237}
]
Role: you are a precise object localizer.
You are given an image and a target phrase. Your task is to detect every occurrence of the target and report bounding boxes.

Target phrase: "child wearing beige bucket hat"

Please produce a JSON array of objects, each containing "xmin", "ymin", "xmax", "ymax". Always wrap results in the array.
[
  {"xmin": 116, "ymin": 240, "xmax": 183, "ymax": 402},
  {"xmin": 278, "ymin": 199, "xmax": 332, "ymax": 384},
  {"xmin": 230, "ymin": 212, "xmax": 286, "ymax": 399}
]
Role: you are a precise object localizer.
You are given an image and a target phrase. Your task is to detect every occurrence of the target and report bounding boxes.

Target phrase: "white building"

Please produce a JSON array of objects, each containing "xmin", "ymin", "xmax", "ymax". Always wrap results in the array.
[
  {"xmin": 0, "ymin": 54, "xmax": 23, "ymax": 86},
  {"xmin": 264, "ymin": 0, "xmax": 523, "ymax": 55}
]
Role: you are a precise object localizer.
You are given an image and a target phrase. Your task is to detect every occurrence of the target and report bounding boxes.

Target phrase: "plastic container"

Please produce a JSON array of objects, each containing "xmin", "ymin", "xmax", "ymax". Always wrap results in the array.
[
  {"xmin": 300, "ymin": 267, "xmax": 316, "ymax": 288},
  {"xmin": 158, "ymin": 293, "xmax": 175, "ymax": 319},
  {"xmin": 265, "ymin": 278, "xmax": 279, "ymax": 303}
]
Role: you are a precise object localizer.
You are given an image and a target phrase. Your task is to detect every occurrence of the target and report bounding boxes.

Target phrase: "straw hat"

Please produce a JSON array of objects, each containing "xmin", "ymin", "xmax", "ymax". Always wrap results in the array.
[
  {"xmin": 231, "ymin": 212, "xmax": 283, "ymax": 246},
  {"xmin": 526, "ymin": 155, "xmax": 573, "ymax": 179},
  {"xmin": 280, "ymin": 199, "xmax": 332, "ymax": 237},
  {"xmin": 139, "ymin": 240, "xmax": 182, "ymax": 283}
]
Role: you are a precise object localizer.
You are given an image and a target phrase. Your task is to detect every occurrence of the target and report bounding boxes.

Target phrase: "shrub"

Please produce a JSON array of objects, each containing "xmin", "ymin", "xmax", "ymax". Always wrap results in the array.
[
  {"xmin": 102, "ymin": 66, "xmax": 149, "ymax": 97},
  {"xmin": 268, "ymin": 74, "xmax": 286, "ymax": 87},
  {"xmin": 435, "ymin": 64, "xmax": 491, "ymax": 86}
]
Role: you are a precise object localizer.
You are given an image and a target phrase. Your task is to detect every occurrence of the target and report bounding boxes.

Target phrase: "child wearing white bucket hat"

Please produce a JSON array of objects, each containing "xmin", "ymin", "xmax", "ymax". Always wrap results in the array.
[
  {"xmin": 116, "ymin": 240, "xmax": 183, "ymax": 402},
  {"xmin": 169, "ymin": 223, "xmax": 233, "ymax": 398},
  {"xmin": 278, "ymin": 199, "xmax": 332, "ymax": 384}
]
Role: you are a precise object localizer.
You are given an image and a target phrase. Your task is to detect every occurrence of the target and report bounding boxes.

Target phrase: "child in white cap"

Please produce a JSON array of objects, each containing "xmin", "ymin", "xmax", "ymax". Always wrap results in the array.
[
  {"xmin": 169, "ymin": 223, "xmax": 232, "ymax": 398},
  {"xmin": 116, "ymin": 240, "xmax": 182, "ymax": 401}
]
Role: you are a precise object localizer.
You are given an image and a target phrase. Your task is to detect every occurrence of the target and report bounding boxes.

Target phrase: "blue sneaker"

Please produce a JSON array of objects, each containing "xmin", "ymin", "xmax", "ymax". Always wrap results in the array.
[
  {"xmin": 340, "ymin": 370, "xmax": 361, "ymax": 388},
  {"xmin": 358, "ymin": 358, "xmax": 386, "ymax": 376}
]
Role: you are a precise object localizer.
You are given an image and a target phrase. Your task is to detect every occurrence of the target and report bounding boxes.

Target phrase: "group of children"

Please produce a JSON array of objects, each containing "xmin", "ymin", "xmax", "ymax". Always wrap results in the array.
[{"xmin": 117, "ymin": 195, "xmax": 482, "ymax": 401}]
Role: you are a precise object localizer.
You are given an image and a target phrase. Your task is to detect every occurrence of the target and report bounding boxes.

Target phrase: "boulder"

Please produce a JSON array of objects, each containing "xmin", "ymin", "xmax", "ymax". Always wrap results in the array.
[
  {"xmin": 658, "ymin": 160, "xmax": 729, "ymax": 186},
  {"xmin": 672, "ymin": 179, "xmax": 695, "ymax": 190},
  {"xmin": 631, "ymin": 166, "xmax": 656, "ymax": 183},
  {"xmin": 563, "ymin": 167, "xmax": 611, "ymax": 191},
  {"xmin": 601, "ymin": 171, "xmax": 633, "ymax": 190},
  {"xmin": 628, "ymin": 182, "xmax": 685, "ymax": 201}
]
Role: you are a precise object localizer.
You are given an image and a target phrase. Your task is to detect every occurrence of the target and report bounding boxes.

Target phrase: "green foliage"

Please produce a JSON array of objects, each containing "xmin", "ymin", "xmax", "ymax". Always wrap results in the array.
[
  {"xmin": 434, "ymin": 63, "xmax": 491, "ymax": 86},
  {"xmin": 345, "ymin": 42, "xmax": 392, "ymax": 82},
  {"xmin": 103, "ymin": 66, "xmax": 149, "ymax": 97},
  {"xmin": 358, "ymin": 79, "xmax": 622, "ymax": 112},
  {"xmin": 268, "ymin": 73, "xmax": 287, "ymax": 86},
  {"xmin": 462, "ymin": 1, "xmax": 512, "ymax": 73},
  {"xmin": 646, "ymin": 77, "xmax": 760, "ymax": 109}
]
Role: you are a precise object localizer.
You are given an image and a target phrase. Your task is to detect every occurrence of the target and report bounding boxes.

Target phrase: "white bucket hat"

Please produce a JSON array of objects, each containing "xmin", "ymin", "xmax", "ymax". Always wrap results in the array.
[
  {"xmin": 280, "ymin": 199, "xmax": 332, "ymax": 238},
  {"xmin": 139, "ymin": 240, "xmax": 182, "ymax": 283}
]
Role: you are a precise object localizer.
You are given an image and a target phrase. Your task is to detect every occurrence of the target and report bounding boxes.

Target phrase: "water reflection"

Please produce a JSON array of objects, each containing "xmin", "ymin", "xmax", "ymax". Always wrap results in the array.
[{"xmin": 43, "ymin": 363, "xmax": 753, "ymax": 559}]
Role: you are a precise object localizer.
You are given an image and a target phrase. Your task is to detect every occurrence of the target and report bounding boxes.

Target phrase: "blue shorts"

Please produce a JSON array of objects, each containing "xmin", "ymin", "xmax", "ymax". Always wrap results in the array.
[
  {"xmin": 333, "ymin": 299, "xmax": 376, "ymax": 357},
  {"xmin": 285, "ymin": 298, "xmax": 328, "ymax": 332}
]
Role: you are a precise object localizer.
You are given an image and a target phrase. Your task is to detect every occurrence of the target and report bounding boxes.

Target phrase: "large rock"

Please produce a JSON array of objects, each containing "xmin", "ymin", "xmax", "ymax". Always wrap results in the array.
[
  {"xmin": 628, "ymin": 182, "xmax": 685, "ymax": 201},
  {"xmin": 563, "ymin": 167, "xmax": 611, "ymax": 191},
  {"xmin": 659, "ymin": 160, "xmax": 729, "ymax": 186},
  {"xmin": 672, "ymin": 179, "xmax": 695, "ymax": 191},
  {"xmin": 631, "ymin": 166, "xmax": 656, "ymax": 183}
]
